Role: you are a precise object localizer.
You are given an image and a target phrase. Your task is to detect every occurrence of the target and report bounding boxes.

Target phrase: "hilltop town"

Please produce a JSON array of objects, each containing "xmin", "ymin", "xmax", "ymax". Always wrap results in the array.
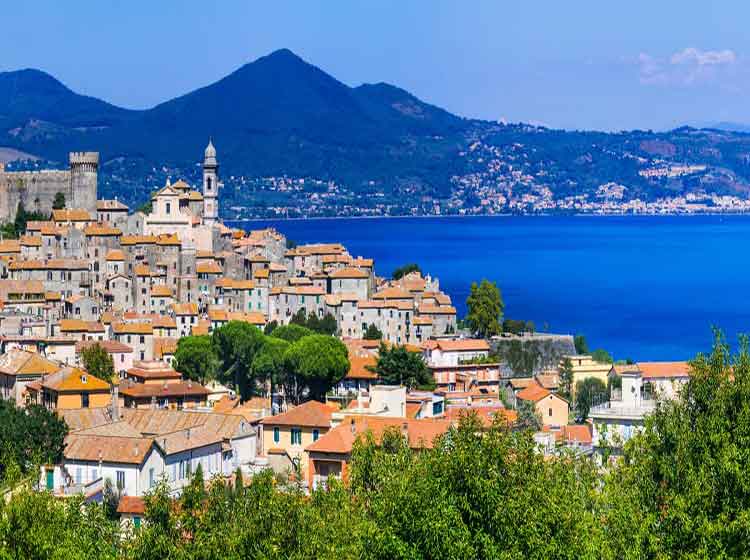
[{"xmin": 0, "ymin": 139, "xmax": 700, "ymax": 541}]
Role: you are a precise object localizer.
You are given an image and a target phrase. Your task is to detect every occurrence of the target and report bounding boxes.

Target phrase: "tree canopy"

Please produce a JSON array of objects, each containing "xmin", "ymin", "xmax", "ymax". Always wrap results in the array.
[
  {"xmin": 173, "ymin": 335, "xmax": 219, "ymax": 385},
  {"xmin": 80, "ymin": 343, "xmax": 115, "ymax": 384},
  {"xmin": 212, "ymin": 321, "xmax": 266, "ymax": 399},
  {"xmin": 363, "ymin": 324, "xmax": 383, "ymax": 340},
  {"xmin": 465, "ymin": 279, "xmax": 504, "ymax": 338},
  {"xmin": 0, "ymin": 400, "xmax": 67, "ymax": 480},
  {"xmin": 370, "ymin": 342, "xmax": 434, "ymax": 390},
  {"xmin": 283, "ymin": 335, "xmax": 349, "ymax": 401},
  {"xmin": 392, "ymin": 263, "xmax": 421, "ymax": 280}
]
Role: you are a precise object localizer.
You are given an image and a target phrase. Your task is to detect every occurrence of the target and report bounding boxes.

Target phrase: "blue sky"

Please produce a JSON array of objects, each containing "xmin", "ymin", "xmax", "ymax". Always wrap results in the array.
[{"xmin": 1, "ymin": 1, "xmax": 748, "ymax": 131}]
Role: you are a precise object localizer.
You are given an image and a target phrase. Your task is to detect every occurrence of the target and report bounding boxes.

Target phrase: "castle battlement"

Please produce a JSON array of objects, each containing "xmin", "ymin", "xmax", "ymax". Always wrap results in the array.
[{"xmin": 69, "ymin": 152, "xmax": 99, "ymax": 165}]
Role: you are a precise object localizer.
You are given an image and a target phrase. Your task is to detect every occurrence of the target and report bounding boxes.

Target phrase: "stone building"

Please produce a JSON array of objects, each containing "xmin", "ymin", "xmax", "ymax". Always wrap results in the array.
[{"xmin": 0, "ymin": 152, "xmax": 98, "ymax": 220}]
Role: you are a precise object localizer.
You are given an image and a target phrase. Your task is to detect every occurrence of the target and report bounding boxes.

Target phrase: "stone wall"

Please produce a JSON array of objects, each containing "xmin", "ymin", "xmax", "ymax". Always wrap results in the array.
[
  {"xmin": 0, "ymin": 152, "xmax": 98, "ymax": 221},
  {"xmin": 0, "ymin": 169, "xmax": 72, "ymax": 219}
]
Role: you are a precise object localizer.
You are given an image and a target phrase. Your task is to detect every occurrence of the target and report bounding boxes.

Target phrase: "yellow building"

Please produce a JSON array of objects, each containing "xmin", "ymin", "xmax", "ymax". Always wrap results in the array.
[
  {"xmin": 31, "ymin": 367, "xmax": 111, "ymax": 410},
  {"xmin": 561, "ymin": 355, "xmax": 612, "ymax": 392},
  {"xmin": 516, "ymin": 383, "xmax": 569, "ymax": 428},
  {"xmin": 259, "ymin": 400, "xmax": 337, "ymax": 479}
]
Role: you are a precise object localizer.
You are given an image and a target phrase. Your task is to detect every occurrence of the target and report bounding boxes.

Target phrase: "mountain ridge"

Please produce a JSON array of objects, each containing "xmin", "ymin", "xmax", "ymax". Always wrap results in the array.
[{"xmin": 4, "ymin": 49, "xmax": 750, "ymax": 218}]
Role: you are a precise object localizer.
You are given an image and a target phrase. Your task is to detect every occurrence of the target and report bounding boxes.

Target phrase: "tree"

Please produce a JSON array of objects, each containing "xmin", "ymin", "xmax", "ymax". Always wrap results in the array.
[
  {"xmin": 371, "ymin": 342, "xmax": 434, "ymax": 389},
  {"xmin": 0, "ymin": 400, "xmax": 67, "ymax": 478},
  {"xmin": 52, "ymin": 192, "xmax": 66, "ymax": 210},
  {"xmin": 212, "ymin": 321, "xmax": 266, "ymax": 399},
  {"xmin": 173, "ymin": 335, "xmax": 218, "ymax": 384},
  {"xmin": 80, "ymin": 342, "xmax": 116, "ymax": 384},
  {"xmin": 13, "ymin": 201, "xmax": 27, "ymax": 237},
  {"xmin": 284, "ymin": 335, "xmax": 349, "ymax": 402},
  {"xmin": 392, "ymin": 263, "xmax": 421, "ymax": 280},
  {"xmin": 271, "ymin": 323, "xmax": 314, "ymax": 343},
  {"xmin": 574, "ymin": 334, "xmax": 589, "ymax": 355},
  {"xmin": 251, "ymin": 336, "xmax": 290, "ymax": 401},
  {"xmin": 289, "ymin": 308, "xmax": 308, "ymax": 326},
  {"xmin": 316, "ymin": 313, "xmax": 338, "ymax": 336},
  {"xmin": 465, "ymin": 279, "xmax": 504, "ymax": 338},
  {"xmin": 607, "ymin": 333, "xmax": 750, "ymax": 557},
  {"xmin": 515, "ymin": 398, "xmax": 542, "ymax": 431},
  {"xmin": 363, "ymin": 324, "xmax": 383, "ymax": 340},
  {"xmin": 558, "ymin": 357, "xmax": 574, "ymax": 400},
  {"xmin": 574, "ymin": 377, "xmax": 607, "ymax": 420},
  {"xmin": 591, "ymin": 348, "xmax": 613, "ymax": 364}
]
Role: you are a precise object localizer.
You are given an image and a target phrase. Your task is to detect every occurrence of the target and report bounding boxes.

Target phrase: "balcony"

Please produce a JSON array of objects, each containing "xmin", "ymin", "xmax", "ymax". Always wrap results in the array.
[{"xmin": 589, "ymin": 399, "xmax": 656, "ymax": 420}]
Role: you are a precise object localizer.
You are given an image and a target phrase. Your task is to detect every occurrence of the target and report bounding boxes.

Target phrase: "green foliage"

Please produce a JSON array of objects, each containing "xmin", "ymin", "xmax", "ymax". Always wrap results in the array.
[
  {"xmin": 52, "ymin": 191, "xmax": 66, "ymax": 210},
  {"xmin": 251, "ymin": 336, "xmax": 290, "ymax": 399},
  {"xmin": 515, "ymin": 398, "xmax": 542, "ymax": 431},
  {"xmin": 363, "ymin": 324, "xmax": 383, "ymax": 340},
  {"xmin": 502, "ymin": 318, "xmax": 535, "ymax": 335},
  {"xmin": 8, "ymin": 343, "xmax": 750, "ymax": 560},
  {"xmin": 498, "ymin": 339, "xmax": 542, "ymax": 376},
  {"xmin": 604, "ymin": 332, "xmax": 750, "ymax": 557},
  {"xmin": 284, "ymin": 335, "xmax": 349, "ymax": 401},
  {"xmin": 0, "ymin": 400, "xmax": 67, "ymax": 479},
  {"xmin": 80, "ymin": 342, "xmax": 115, "ymax": 384},
  {"xmin": 287, "ymin": 311, "xmax": 338, "ymax": 336},
  {"xmin": 574, "ymin": 377, "xmax": 607, "ymax": 420},
  {"xmin": 270, "ymin": 323, "xmax": 314, "ymax": 343},
  {"xmin": 574, "ymin": 334, "xmax": 589, "ymax": 354},
  {"xmin": 1, "ymin": 201, "xmax": 47, "ymax": 239},
  {"xmin": 465, "ymin": 279, "xmax": 504, "ymax": 338},
  {"xmin": 263, "ymin": 320, "xmax": 278, "ymax": 336},
  {"xmin": 559, "ymin": 357, "xmax": 574, "ymax": 400},
  {"xmin": 392, "ymin": 263, "xmax": 421, "ymax": 280},
  {"xmin": 173, "ymin": 335, "xmax": 218, "ymax": 384},
  {"xmin": 591, "ymin": 348, "xmax": 614, "ymax": 364},
  {"xmin": 316, "ymin": 313, "xmax": 338, "ymax": 336},
  {"xmin": 212, "ymin": 321, "xmax": 266, "ymax": 399},
  {"xmin": 371, "ymin": 342, "xmax": 434, "ymax": 389}
]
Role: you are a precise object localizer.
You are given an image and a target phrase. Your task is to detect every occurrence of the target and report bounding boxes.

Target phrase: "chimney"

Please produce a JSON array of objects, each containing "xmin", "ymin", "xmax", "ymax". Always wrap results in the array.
[{"xmin": 111, "ymin": 385, "xmax": 120, "ymax": 420}]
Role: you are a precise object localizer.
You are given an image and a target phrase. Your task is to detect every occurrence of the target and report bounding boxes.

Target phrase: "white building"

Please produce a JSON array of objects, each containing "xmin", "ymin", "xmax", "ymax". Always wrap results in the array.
[{"xmin": 590, "ymin": 361, "xmax": 689, "ymax": 458}]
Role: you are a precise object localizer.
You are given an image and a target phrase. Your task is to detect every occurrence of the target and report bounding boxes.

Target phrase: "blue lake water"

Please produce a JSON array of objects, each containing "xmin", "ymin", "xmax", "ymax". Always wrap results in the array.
[{"xmin": 228, "ymin": 215, "xmax": 750, "ymax": 361}]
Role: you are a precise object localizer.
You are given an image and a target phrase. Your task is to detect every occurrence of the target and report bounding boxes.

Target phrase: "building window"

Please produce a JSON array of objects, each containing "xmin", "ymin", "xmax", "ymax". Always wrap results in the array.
[
  {"xmin": 116, "ymin": 470, "xmax": 125, "ymax": 489},
  {"xmin": 166, "ymin": 202, "xmax": 171, "ymax": 214},
  {"xmin": 273, "ymin": 427, "xmax": 280, "ymax": 444},
  {"xmin": 149, "ymin": 468, "xmax": 155, "ymax": 488},
  {"xmin": 312, "ymin": 429, "xmax": 320, "ymax": 442},
  {"xmin": 548, "ymin": 408, "xmax": 553, "ymax": 417},
  {"xmin": 81, "ymin": 393, "xmax": 89, "ymax": 408},
  {"xmin": 291, "ymin": 428, "xmax": 302, "ymax": 445}
]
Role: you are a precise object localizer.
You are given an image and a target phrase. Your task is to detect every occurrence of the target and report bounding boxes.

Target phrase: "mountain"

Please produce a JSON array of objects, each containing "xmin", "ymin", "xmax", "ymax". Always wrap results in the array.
[
  {"xmin": 0, "ymin": 49, "xmax": 470, "ymax": 193},
  {"xmin": 4, "ymin": 49, "xmax": 750, "ymax": 217}
]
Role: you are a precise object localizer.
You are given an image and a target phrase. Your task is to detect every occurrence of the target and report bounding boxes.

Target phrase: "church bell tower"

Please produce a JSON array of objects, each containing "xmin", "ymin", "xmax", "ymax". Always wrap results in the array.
[{"xmin": 202, "ymin": 139, "xmax": 219, "ymax": 226}]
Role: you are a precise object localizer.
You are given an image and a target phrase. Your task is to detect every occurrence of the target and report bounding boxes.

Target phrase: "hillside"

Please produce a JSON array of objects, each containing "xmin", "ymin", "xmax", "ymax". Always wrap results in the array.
[{"xmin": 4, "ymin": 49, "xmax": 750, "ymax": 217}]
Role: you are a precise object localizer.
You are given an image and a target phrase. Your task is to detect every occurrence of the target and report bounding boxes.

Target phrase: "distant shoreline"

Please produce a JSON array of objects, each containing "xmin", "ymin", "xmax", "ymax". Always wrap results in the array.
[{"xmin": 226, "ymin": 212, "xmax": 750, "ymax": 223}]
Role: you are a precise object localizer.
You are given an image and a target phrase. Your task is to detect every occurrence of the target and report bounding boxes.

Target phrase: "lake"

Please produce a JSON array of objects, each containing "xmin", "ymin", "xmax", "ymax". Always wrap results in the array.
[{"xmin": 228, "ymin": 215, "xmax": 750, "ymax": 361}]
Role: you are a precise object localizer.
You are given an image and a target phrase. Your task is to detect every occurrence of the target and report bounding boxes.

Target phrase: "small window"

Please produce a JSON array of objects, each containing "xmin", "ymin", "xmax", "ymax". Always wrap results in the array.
[
  {"xmin": 291, "ymin": 428, "xmax": 302, "ymax": 445},
  {"xmin": 548, "ymin": 408, "xmax": 553, "ymax": 417},
  {"xmin": 116, "ymin": 470, "xmax": 125, "ymax": 489},
  {"xmin": 273, "ymin": 427, "xmax": 280, "ymax": 443},
  {"xmin": 312, "ymin": 429, "xmax": 320, "ymax": 442}
]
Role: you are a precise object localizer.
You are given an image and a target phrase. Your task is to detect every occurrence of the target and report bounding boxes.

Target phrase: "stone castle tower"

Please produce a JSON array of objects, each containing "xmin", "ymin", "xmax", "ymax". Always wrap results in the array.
[
  {"xmin": 202, "ymin": 139, "xmax": 219, "ymax": 226},
  {"xmin": 0, "ymin": 152, "xmax": 98, "ymax": 220},
  {"xmin": 69, "ymin": 152, "xmax": 99, "ymax": 211}
]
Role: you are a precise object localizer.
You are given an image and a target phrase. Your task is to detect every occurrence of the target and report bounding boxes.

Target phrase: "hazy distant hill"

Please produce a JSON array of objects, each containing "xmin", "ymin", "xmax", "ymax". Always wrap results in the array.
[{"xmin": 5, "ymin": 49, "xmax": 750, "ymax": 215}]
